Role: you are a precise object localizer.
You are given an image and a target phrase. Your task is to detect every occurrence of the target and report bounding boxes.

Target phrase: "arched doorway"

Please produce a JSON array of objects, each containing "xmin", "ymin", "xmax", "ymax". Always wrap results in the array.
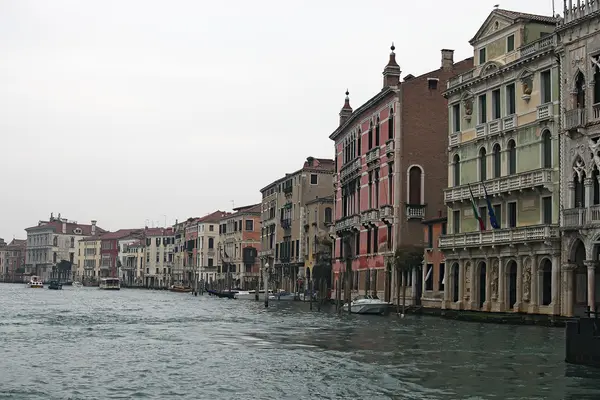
[
  {"xmin": 452, "ymin": 262, "xmax": 459, "ymax": 302},
  {"xmin": 572, "ymin": 239, "xmax": 587, "ymax": 316},
  {"xmin": 507, "ymin": 260, "xmax": 517, "ymax": 309},
  {"xmin": 478, "ymin": 261, "xmax": 487, "ymax": 309},
  {"xmin": 540, "ymin": 259, "xmax": 552, "ymax": 306}
]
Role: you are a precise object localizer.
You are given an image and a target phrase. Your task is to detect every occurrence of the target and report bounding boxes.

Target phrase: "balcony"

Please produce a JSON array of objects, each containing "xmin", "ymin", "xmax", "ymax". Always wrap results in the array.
[
  {"xmin": 439, "ymin": 224, "xmax": 559, "ymax": 249},
  {"xmin": 361, "ymin": 209, "xmax": 380, "ymax": 225},
  {"xmin": 449, "ymin": 132, "xmax": 461, "ymax": 147},
  {"xmin": 562, "ymin": 205, "xmax": 600, "ymax": 229},
  {"xmin": 334, "ymin": 214, "xmax": 360, "ymax": 232},
  {"xmin": 565, "ymin": 108, "xmax": 586, "ymax": 132},
  {"xmin": 380, "ymin": 205, "xmax": 394, "ymax": 223},
  {"xmin": 258, "ymin": 248, "xmax": 274, "ymax": 257},
  {"xmin": 283, "ymin": 185, "xmax": 293, "ymax": 195},
  {"xmin": 475, "ymin": 124, "xmax": 487, "ymax": 138},
  {"xmin": 340, "ymin": 158, "xmax": 361, "ymax": 182},
  {"xmin": 366, "ymin": 147, "xmax": 380, "ymax": 164},
  {"xmin": 536, "ymin": 103, "xmax": 553, "ymax": 121},
  {"xmin": 447, "ymin": 69, "xmax": 474, "ymax": 89},
  {"xmin": 281, "ymin": 218, "xmax": 292, "ymax": 230},
  {"xmin": 444, "ymin": 168, "xmax": 553, "ymax": 203},
  {"xmin": 385, "ymin": 139, "xmax": 395, "ymax": 155},
  {"xmin": 518, "ymin": 35, "xmax": 555, "ymax": 59},
  {"xmin": 405, "ymin": 204, "xmax": 426, "ymax": 220},
  {"xmin": 502, "ymin": 115, "xmax": 516, "ymax": 131}
]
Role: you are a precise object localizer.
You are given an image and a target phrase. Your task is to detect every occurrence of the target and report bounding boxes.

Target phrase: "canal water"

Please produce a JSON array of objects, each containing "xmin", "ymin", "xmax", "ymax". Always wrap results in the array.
[{"xmin": 0, "ymin": 284, "xmax": 599, "ymax": 400}]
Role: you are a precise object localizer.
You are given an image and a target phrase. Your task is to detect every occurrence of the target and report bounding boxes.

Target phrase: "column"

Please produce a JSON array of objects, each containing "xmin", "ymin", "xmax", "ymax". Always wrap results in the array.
[
  {"xmin": 568, "ymin": 181, "xmax": 575, "ymax": 208},
  {"xmin": 585, "ymin": 178, "xmax": 594, "ymax": 220},
  {"xmin": 563, "ymin": 263, "xmax": 576, "ymax": 317},
  {"xmin": 551, "ymin": 253, "xmax": 561, "ymax": 315},
  {"xmin": 484, "ymin": 259, "xmax": 492, "ymax": 311},
  {"xmin": 515, "ymin": 256, "xmax": 523, "ymax": 312},
  {"xmin": 443, "ymin": 260, "xmax": 451, "ymax": 306},
  {"xmin": 585, "ymin": 260, "xmax": 597, "ymax": 312},
  {"xmin": 528, "ymin": 254, "xmax": 539, "ymax": 314},
  {"xmin": 458, "ymin": 259, "xmax": 465, "ymax": 309},
  {"xmin": 411, "ymin": 267, "xmax": 418, "ymax": 303},
  {"xmin": 470, "ymin": 261, "xmax": 477, "ymax": 310},
  {"xmin": 497, "ymin": 257, "xmax": 506, "ymax": 312}
]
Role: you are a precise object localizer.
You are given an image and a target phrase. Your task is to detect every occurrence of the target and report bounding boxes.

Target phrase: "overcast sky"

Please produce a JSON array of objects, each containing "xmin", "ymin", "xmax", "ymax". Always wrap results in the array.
[{"xmin": 0, "ymin": 0, "xmax": 557, "ymax": 239}]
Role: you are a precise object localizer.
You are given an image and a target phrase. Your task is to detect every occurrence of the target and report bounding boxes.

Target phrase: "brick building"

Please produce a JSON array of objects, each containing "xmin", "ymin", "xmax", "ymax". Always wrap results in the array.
[
  {"xmin": 422, "ymin": 215, "xmax": 447, "ymax": 309},
  {"xmin": 330, "ymin": 45, "xmax": 473, "ymax": 304}
]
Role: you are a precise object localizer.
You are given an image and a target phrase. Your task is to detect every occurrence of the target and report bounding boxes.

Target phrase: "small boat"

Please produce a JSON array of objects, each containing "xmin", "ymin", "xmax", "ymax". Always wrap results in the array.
[
  {"xmin": 169, "ymin": 285, "xmax": 193, "ymax": 293},
  {"xmin": 342, "ymin": 295, "xmax": 390, "ymax": 315},
  {"xmin": 99, "ymin": 278, "xmax": 120, "ymax": 290},
  {"xmin": 27, "ymin": 276, "xmax": 44, "ymax": 288},
  {"xmin": 268, "ymin": 290, "xmax": 296, "ymax": 301},
  {"xmin": 48, "ymin": 280, "xmax": 63, "ymax": 290},
  {"xmin": 206, "ymin": 289, "xmax": 238, "ymax": 299},
  {"xmin": 72, "ymin": 282, "xmax": 83, "ymax": 288},
  {"xmin": 234, "ymin": 289, "xmax": 274, "ymax": 300}
]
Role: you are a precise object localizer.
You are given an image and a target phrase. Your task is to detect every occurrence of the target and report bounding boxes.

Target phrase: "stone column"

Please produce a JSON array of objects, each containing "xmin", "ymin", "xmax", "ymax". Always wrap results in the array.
[
  {"xmin": 515, "ymin": 256, "xmax": 523, "ymax": 312},
  {"xmin": 568, "ymin": 181, "xmax": 575, "ymax": 208},
  {"xmin": 458, "ymin": 259, "xmax": 465, "ymax": 309},
  {"xmin": 528, "ymin": 254, "xmax": 539, "ymax": 314},
  {"xmin": 497, "ymin": 257, "xmax": 506, "ymax": 312},
  {"xmin": 484, "ymin": 259, "xmax": 492, "ymax": 311},
  {"xmin": 563, "ymin": 263, "xmax": 577, "ymax": 317},
  {"xmin": 585, "ymin": 260, "xmax": 597, "ymax": 312},
  {"xmin": 470, "ymin": 261, "xmax": 478, "ymax": 310},
  {"xmin": 411, "ymin": 267, "xmax": 418, "ymax": 304},
  {"xmin": 442, "ymin": 260, "xmax": 451, "ymax": 308},
  {"xmin": 585, "ymin": 178, "xmax": 594, "ymax": 218}
]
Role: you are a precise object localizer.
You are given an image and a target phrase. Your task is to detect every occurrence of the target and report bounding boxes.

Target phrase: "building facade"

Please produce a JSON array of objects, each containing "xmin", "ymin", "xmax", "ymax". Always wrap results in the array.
[
  {"xmin": 259, "ymin": 157, "xmax": 335, "ymax": 292},
  {"xmin": 330, "ymin": 46, "xmax": 473, "ymax": 303},
  {"xmin": 99, "ymin": 229, "xmax": 140, "ymax": 279},
  {"xmin": 219, "ymin": 204, "xmax": 261, "ymax": 289},
  {"xmin": 77, "ymin": 235, "xmax": 102, "ymax": 284},
  {"xmin": 558, "ymin": 1, "xmax": 600, "ymax": 317},
  {"xmin": 120, "ymin": 239, "xmax": 144, "ymax": 286},
  {"xmin": 25, "ymin": 214, "xmax": 104, "ymax": 282},
  {"xmin": 439, "ymin": 9, "xmax": 561, "ymax": 315},
  {"xmin": 304, "ymin": 196, "xmax": 334, "ymax": 291},
  {"xmin": 421, "ymin": 216, "xmax": 447, "ymax": 308},
  {"xmin": 2, "ymin": 239, "xmax": 26, "ymax": 282},
  {"xmin": 143, "ymin": 227, "xmax": 174, "ymax": 288}
]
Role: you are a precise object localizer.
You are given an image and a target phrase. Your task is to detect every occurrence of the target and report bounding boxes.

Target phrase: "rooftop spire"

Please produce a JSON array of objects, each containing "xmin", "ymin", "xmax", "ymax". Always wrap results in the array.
[
  {"xmin": 383, "ymin": 42, "xmax": 401, "ymax": 88},
  {"xmin": 339, "ymin": 89, "xmax": 353, "ymax": 125}
]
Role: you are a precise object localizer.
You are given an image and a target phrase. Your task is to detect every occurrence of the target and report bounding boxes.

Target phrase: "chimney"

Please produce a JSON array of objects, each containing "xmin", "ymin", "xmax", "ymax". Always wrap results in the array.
[
  {"xmin": 62, "ymin": 221, "xmax": 67, "ymax": 234},
  {"xmin": 441, "ymin": 49, "xmax": 454, "ymax": 70},
  {"xmin": 307, "ymin": 156, "xmax": 314, "ymax": 167},
  {"xmin": 91, "ymin": 220, "xmax": 97, "ymax": 236}
]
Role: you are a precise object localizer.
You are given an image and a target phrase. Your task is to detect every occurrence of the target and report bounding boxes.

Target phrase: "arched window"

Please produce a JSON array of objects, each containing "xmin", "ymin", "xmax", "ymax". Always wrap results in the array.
[
  {"xmin": 479, "ymin": 148, "xmax": 487, "ymax": 181},
  {"xmin": 453, "ymin": 154, "xmax": 460, "ymax": 186},
  {"xmin": 324, "ymin": 207, "xmax": 332, "ymax": 224},
  {"xmin": 575, "ymin": 71, "xmax": 586, "ymax": 108},
  {"xmin": 574, "ymin": 168, "xmax": 585, "ymax": 208},
  {"xmin": 408, "ymin": 166, "xmax": 423, "ymax": 204},
  {"xmin": 507, "ymin": 140, "xmax": 516, "ymax": 174},
  {"xmin": 542, "ymin": 130, "xmax": 552, "ymax": 168},
  {"xmin": 493, "ymin": 143, "xmax": 501, "ymax": 178},
  {"xmin": 388, "ymin": 108, "xmax": 394, "ymax": 140},
  {"xmin": 375, "ymin": 116, "xmax": 380, "ymax": 147},
  {"xmin": 357, "ymin": 128, "xmax": 362, "ymax": 156},
  {"xmin": 53, "ymin": 236, "xmax": 58, "ymax": 246},
  {"xmin": 368, "ymin": 121, "xmax": 373, "ymax": 149},
  {"xmin": 208, "ymin": 238, "xmax": 214, "ymax": 249}
]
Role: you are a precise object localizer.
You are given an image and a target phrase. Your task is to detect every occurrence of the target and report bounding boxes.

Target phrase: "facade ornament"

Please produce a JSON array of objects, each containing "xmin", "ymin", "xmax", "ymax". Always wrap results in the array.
[
  {"xmin": 463, "ymin": 97, "xmax": 473, "ymax": 121},
  {"xmin": 588, "ymin": 138, "xmax": 600, "ymax": 170},
  {"xmin": 491, "ymin": 260, "xmax": 499, "ymax": 300},
  {"xmin": 573, "ymin": 158, "xmax": 586, "ymax": 182},
  {"xmin": 464, "ymin": 263, "xmax": 471, "ymax": 301},
  {"xmin": 521, "ymin": 75, "xmax": 533, "ymax": 101},
  {"xmin": 522, "ymin": 257, "xmax": 532, "ymax": 302}
]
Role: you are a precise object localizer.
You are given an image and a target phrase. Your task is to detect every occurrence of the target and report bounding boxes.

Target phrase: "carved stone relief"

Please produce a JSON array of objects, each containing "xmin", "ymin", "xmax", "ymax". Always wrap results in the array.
[
  {"xmin": 523, "ymin": 257, "xmax": 532, "ymax": 302},
  {"xmin": 463, "ymin": 98, "xmax": 473, "ymax": 117}
]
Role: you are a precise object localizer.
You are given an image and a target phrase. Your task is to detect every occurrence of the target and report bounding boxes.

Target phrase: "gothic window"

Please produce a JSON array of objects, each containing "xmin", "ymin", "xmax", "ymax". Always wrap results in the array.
[
  {"xmin": 594, "ymin": 167, "xmax": 600, "ymax": 205},
  {"xmin": 479, "ymin": 147, "xmax": 487, "ymax": 181},
  {"xmin": 453, "ymin": 155, "xmax": 460, "ymax": 186},
  {"xmin": 493, "ymin": 143, "xmax": 501, "ymax": 178},
  {"xmin": 70, "ymin": 237, "xmax": 75, "ymax": 248},
  {"xmin": 388, "ymin": 108, "xmax": 394, "ymax": 140},
  {"xmin": 357, "ymin": 128, "xmax": 362, "ymax": 156},
  {"xmin": 507, "ymin": 140, "xmax": 516, "ymax": 174},
  {"xmin": 542, "ymin": 130, "xmax": 552, "ymax": 168},
  {"xmin": 324, "ymin": 207, "xmax": 332, "ymax": 224},
  {"xmin": 387, "ymin": 162, "xmax": 394, "ymax": 204},
  {"xmin": 53, "ymin": 236, "xmax": 58, "ymax": 246},
  {"xmin": 408, "ymin": 165, "xmax": 423, "ymax": 204},
  {"xmin": 368, "ymin": 121, "xmax": 373, "ymax": 149},
  {"xmin": 594, "ymin": 57, "xmax": 600, "ymax": 104},
  {"xmin": 574, "ymin": 169, "xmax": 585, "ymax": 208},
  {"xmin": 375, "ymin": 116, "xmax": 380, "ymax": 147},
  {"xmin": 575, "ymin": 71, "xmax": 586, "ymax": 108}
]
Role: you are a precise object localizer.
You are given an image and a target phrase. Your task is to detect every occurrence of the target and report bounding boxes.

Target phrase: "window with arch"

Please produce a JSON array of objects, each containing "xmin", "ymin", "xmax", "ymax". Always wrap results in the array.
[
  {"xmin": 492, "ymin": 143, "xmax": 501, "ymax": 178},
  {"xmin": 542, "ymin": 130, "xmax": 552, "ymax": 168},
  {"xmin": 70, "ymin": 237, "xmax": 75, "ymax": 248},
  {"xmin": 388, "ymin": 107, "xmax": 394, "ymax": 140},
  {"xmin": 324, "ymin": 207, "xmax": 332, "ymax": 224},
  {"xmin": 375, "ymin": 116, "xmax": 380, "ymax": 146},
  {"xmin": 479, "ymin": 147, "xmax": 487, "ymax": 181},
  {"xmin": 357, "ymin": 129, "xmax": 362, "ymax": 156},
  {"xmin": 507, "ymin": 140, "xmax": 516, "ymax": 174},
  {"xmin": 53, "ymin": 236, "xmax": 58, "ymax": 246},
  {"xmin": 453, "ymin": 155, "xmax": 460, "ymax": 186},
  {"xmin": 408, "ymin": 166, "xmax": 423, "ymax": 204},
  {"xmin": 208, "ymin": 237, "xmax": 214, "ymax": 249},
  {"xmin": 368, "ymin": 121, "xmax": 373, "ymax": 149},
  {"xmin": 575, "ymin": 71, "xmax": 586, "ymax": 108},
  {"xmin": 574, "ymin": 165, "xmax": 585, "ymax": 207}
]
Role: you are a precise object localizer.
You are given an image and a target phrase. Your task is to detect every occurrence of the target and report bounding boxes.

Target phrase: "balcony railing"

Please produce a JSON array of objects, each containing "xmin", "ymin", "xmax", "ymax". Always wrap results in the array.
[
  {"xmin": 502, "ymin": 115, "xmax": 516, "ymax": 131},
  {"xmin": 565, "ymin": 108, "xmax": 586, "ymax": 131},
  {"xmin": 366, "ymin": 147, "xmax": 380, "ymax": 164},
  {"xmin": 439, "ymin": 224, "xmax": 559, "ymax": 249},
  {"xmin": 476, "ymin": 124, "xmax": 487, "ymax": 138},
  {"xmin": 385, "ymin": 139, "xmax": 395, "ymax": 155},
  {"xmin": 340, "ymin": 158, "xmax": 361, "ymax": 181},
  {"xmin": 447, "ymin": 69, "xmax": 474, "ymax": 89},
  {"xmin": 335, "ymin": 214, "xmax": 360, "ymax": 232},
  {"xmin": 444, "ymin": 168, "xmax": 553, "ymax": 203},
  {"xmin": 536, "ymin": 103, "xmax": 553, "ymax": 120},
  {"xmin": 563, "ymin": 205, "xmax": 600, "ymax": 228},
  {"xmin": 281, "ymin": 218, "xmax": 292, "ymax": 230},
  {"xmin": 258, "ymin": 249, "xmax": 274, "ymax": 257},
  {"xmin": 380, "ymin": 205, "xmax": 393, "ymax": 221},
  {"xmin": 449, "ymin": 133, "xmax": 460, "ymax": 147},
  {"xmin": 406, "ymin": 204, "xmax": 426, "ymax": 220},
  {"xmin": 361, "ymin": 209, "xmax": 380, "ymax": 225},
  {"xmin": 519, "ymin": 35, "xmax": 555, "ymax": 59}
]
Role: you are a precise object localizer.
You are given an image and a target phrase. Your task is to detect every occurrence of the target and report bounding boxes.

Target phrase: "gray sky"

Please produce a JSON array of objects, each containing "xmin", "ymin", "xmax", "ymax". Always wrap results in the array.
[{"xmin": 0, "ymin": 0, "xmax": 556, "ymax": 239}]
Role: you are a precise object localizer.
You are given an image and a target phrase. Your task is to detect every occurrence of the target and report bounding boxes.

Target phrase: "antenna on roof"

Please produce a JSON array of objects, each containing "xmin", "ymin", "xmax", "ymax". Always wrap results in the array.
[
  {"xmin": 552, "ymin": 0, "xmax": 555, "ymax": 16},
  {"xmin": 231, "ymin": 200, "xmax": 235, "ymax": 210}
]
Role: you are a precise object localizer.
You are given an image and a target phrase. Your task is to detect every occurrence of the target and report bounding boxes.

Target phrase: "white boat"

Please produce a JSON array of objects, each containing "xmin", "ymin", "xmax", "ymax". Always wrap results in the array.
[
  {"xmin": 99, "ymin": 278, "xmax": 120, "ymax": 290},
  {"xmin": 234, "ymin": 290, "xmax": 273, "ymax": 300},
  {"xmin": 72, "ymin": 282, "xmax": 83, "ymax": 288},
  {"xmin": 342, "ymin": 295, "xmax": 390, "ymax": 315},
  {"xmin": 268, "ymin": 291, "xmax": 296, "ymax": 301},
  {"xmin": 27, "ymin": 276, "xmax": 44, "ymax": 288}
]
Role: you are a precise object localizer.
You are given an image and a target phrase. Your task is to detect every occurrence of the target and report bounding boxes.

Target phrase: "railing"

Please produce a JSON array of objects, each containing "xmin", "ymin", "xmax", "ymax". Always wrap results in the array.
[
  {"xmin": 380, "ymin": 205, "xmax": 394, "ymax": 220},
  {"xmin": 281, "ymin": 218, "xmax": 292, "ymax": 230},
  {"xmin": 361, "ymin": 209, "xmax": 380, "ymax": 224},
  {"xmin": 439, "ymin": 224, "xmax": 559, "ymax": 248},
  {"xmin": 340, "ymin": 158, "xmax": 361, "ymax": 181},
  {"xmin": 447, "ymin": 69, "xmax": 474, "ymax": 89},
  {"xmin": 385, "ymin": 139, "xmax": 395, "ymax": 154},
  {"xmin": 565, "ymin": 108, "xmax": 586, "ymax": 131},
  {"xmin": 519, "ymin": 35, "xmax": 555, "ymax": 59},
  {"xmin": 488, "ymin": 119, "xmax": 500, "ymax": 135},
  {"xmin": 449, "ymin": 133, "xmax": 460, "ymax": 147},
  {"xmin": 537, "ymin": 103, "xmax": 553, "ymax": 120},
  {"xmin": 564, "ymin": 0, "xmax": 600, "ymax": 24},
  {"xmin": 334, "ymin": 214, "xmax": 360, "ymax": 231},
  {"xmin": 444, "ymin": 168, "xmax": 552, "ymax": 202},
  {"xmin": 406, "ymin": 204, "xmax": 426, "ymax": 219},
  {"xmin": 283, "ymin": 185, "xmax": 293, "ymax": 194},
  {"xmin": 366, "ymin": 147, "xmax": 380, "ymax": 164},
  {"xmin": 563, "ymin": 205, "xmax": 600, "ymax": 228},
  {"xmin": 476, "ymin": 124, "xmax": 487, "ymax": 138},
  {"xmin": 502, "ymin": 114, "xmax": 516, "ymax": 131}
]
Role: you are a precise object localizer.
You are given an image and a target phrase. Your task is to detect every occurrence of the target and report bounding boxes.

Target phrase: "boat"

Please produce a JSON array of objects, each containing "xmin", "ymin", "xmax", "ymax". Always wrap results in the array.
[
  {"xmin": 169, "ymin": 285, "xmax": 193, "ymax": 293},
  {"xmin": 207, "ymin": 289, "xmax": 238, "ymax": 299},
  {"xmin": 48, "ymin": 280, "xmax": 63, "ymax": 290},
  {"xmin": 72, "ymin": 281, "xmax": 83, "ymax": 288},
  {"xmin": 99, "ymin": 277, "xmax": 120, "ymax": 290},
  {"xmin": 27, "ymin": 276, "xmax": 44, "ymax": 288},
  {"xmin": 268, "ymin": 290, "xmax": 296, "ymax": 301},
  {"xmin": 234, "ymin": 289, "xmax": 274, "ymax": 300},
  {"xmin": 342, "ymin": 295, "xmax": 390, "ymax": 315}
]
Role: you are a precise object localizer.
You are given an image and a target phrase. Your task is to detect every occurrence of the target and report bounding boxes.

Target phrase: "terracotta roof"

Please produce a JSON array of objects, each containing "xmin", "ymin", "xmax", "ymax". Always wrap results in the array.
[
  {"xmin": 6, "ymin": 239, "xmax": 26, "ymax": 249},
  {"xmin": 144, "ymin": 227, "xmax": 175, "ymax": 237},
  {"xmin": 99, "ymin": 229, "xmax": 141, "ymax": 240},
  {"xmin": 198, "ymin": 210, "xmax": 230, "ymax": 223},
  {"xmin": 223, "ymin": 204, "xmax": 261, "ymax": 220},
  {"xmin": 469, "ymin": 9, "xmax": 557, "ymax": 44},
  {"xmin": 25, "ymin": 220, "xmax": 106, "ymax": 236},
  {"xmin": 303, "ymin": 158, "xmax": 335, "ymax": 171}
]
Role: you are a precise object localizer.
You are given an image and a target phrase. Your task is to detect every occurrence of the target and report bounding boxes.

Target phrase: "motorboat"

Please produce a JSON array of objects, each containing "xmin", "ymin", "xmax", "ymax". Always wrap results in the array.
[
  {"xmin": 268, "ymin": 291, "xmax": 296, "ymax": 301},
  {"xmin": 169, "ymin": 285, "xmax": 193, "ymax": 293},
  {"xmin": 27, "ymin": 276, "xmax": 43, "ymax": 288},
  {"xmin": 234, "ymin": 289, "xmax": 273, "ymax": 300},
  {"xmin": 48, "ymin": 280, "xmax": 63, "ymax": 290},
  {"xmin": 72, "ymin": 281, "xmax": 83, "ymax": 288},
  {"xmin": 342, "ymin": 295, "xmax": 390, "ymax": 315},
  {"xmin": 99, "ymin": 278, "xmax": 120, "ymax": 290}
]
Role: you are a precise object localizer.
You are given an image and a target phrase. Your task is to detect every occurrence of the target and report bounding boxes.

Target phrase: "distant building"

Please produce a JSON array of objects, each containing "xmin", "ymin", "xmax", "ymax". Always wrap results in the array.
[
  {"xmin": 142, "ymin": 227, "xmax": 175, "ymax": 288},
  {"xmin": 219, "ymin": 204, "xmax": 261, "ymax": 289},
  {"xmin": 25, "ymin": 214, "xmax": 105, "ymax": 282},
  {"xmin": 77, "ymin": 235, "xmax": 102, "ymax": 283},
  {"xmin": 259, "ymin": 157, "xmax": 335, "ymax": 292},
  {"xmin": 98, "ymin": 229, "xmax": 141, "ymax": 279},
  {"xmin": 304, "ymin": 196, "xmax": 334, "ymax": 291}
]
